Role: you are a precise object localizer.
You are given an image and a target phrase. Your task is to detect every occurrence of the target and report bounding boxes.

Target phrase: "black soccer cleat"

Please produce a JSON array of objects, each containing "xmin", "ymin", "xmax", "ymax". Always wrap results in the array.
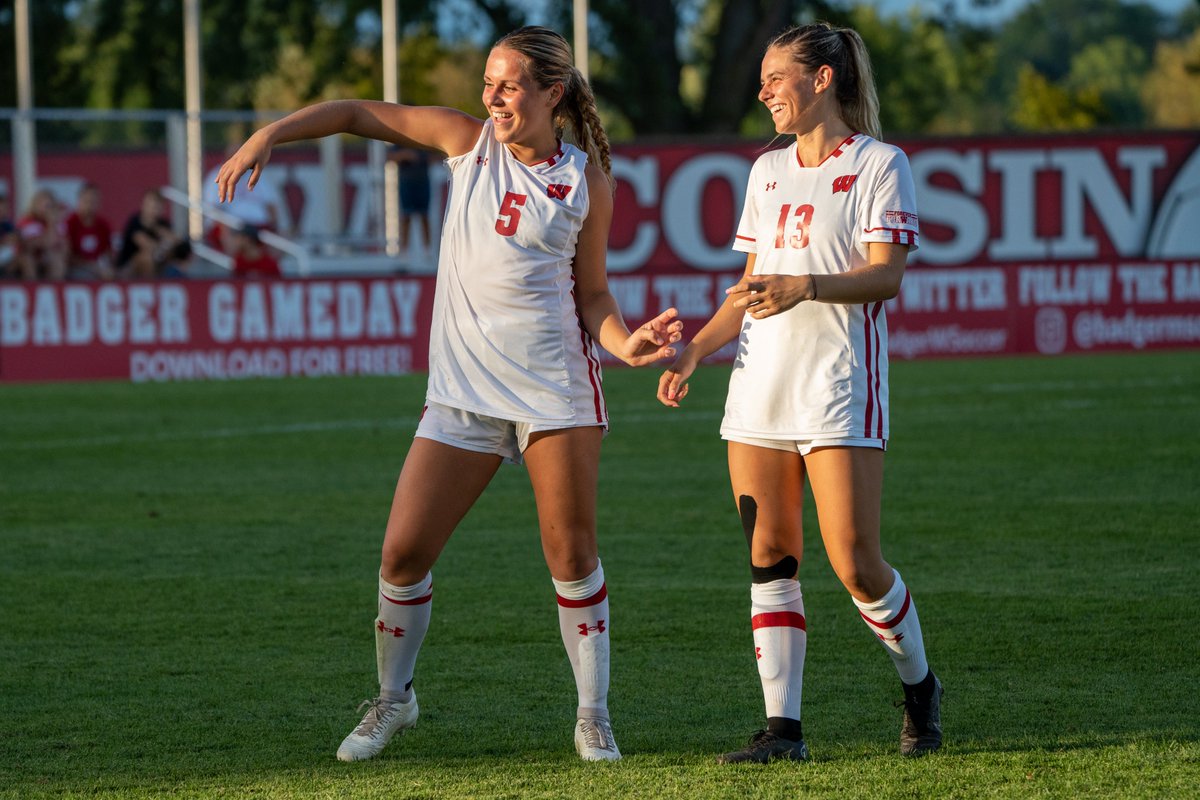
[
  {"xmin": 899, "ymin": 672, "xmax": 944, "ymax": 757},
  {"xmin": 717, "ymin": 729, "xmax": 810, "ymax": 764}
]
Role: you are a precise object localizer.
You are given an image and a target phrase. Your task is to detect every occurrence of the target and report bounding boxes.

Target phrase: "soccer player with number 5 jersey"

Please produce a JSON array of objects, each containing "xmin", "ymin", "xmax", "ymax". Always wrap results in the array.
[
  {"xmin": 658, "ymin": 21, "xmax": 943, "ymax": 763},
  {"xmin": 217, "ymin": 26, "xmax": 682, "ymax": 764}
]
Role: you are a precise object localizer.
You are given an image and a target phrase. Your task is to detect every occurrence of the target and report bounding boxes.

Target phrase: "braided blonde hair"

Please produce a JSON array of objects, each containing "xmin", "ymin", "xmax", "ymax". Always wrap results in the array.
[{"xmin": 493, "ymin": 26, "xmax": 614, "ymax": 188}]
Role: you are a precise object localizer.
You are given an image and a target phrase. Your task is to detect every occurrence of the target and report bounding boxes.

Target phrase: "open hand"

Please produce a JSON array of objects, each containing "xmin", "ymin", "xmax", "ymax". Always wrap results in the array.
[{"xmin": 618, "ymin": 307, "xmax": 684, "ymax": 367}]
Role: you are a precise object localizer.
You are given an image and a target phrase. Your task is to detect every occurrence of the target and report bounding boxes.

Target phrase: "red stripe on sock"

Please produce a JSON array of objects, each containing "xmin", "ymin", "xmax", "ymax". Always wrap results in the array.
[
  {"xmin": 380, "ymin": 591, "xmax": 433, "ymax": 606},
  {"xmin": 751, "ymin": 611, "xmax": 806, "ymax": 631},
  {"xmin": 556, "ymin": 583, "xmax": 608, "ymax": 608},
  {"xmin": 859, "ymin": 589, "xmax": 910, "ymax": 630}
]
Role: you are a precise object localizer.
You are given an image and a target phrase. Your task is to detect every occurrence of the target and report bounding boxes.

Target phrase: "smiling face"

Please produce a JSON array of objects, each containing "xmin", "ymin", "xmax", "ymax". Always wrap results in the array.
[
  {"xmin": 482, "ymin": 46, "xmax": 560, "ymax": 148},
  {"xmin": 758, "ymin": 46, "xmax": 828, "ymax": 136}
]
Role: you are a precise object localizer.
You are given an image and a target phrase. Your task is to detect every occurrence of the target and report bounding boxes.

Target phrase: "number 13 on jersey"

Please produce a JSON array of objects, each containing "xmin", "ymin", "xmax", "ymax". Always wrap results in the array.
[
  {"xmin": 495, "ymin": 191, "xmax": 528, "ymax": 237},
  {"xmin": 775, "ymin": 203, "xmax": 814, "ymax": 249}
]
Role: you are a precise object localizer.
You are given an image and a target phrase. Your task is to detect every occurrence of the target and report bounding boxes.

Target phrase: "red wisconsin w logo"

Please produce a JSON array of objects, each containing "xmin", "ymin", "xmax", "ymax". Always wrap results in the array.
[
  {"xmin": 832, "ymin": 174, "xmax": 858, "ymax": 193},
  {"xmin": 547, "ymin": 183, "xmax": 573, "ymax": 199},
  {"xmin": 578, "ymin": 620, "xmax": 606, "ymax": 636}
]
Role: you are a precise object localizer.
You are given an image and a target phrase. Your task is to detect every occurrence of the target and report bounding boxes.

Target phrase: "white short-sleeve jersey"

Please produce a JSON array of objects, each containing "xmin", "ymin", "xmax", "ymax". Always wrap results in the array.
[
  {"xmin": 425, "ymin": 119, "xmax": 607, "ymax": 426},
  {"xmin": 722, "ymin": 134, "xmax": 919, "ymax": 442}
]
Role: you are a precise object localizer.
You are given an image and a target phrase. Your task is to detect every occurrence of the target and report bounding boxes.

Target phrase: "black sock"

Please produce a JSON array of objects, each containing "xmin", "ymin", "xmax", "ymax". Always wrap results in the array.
[
  {"xmin": 903, "ymin": 669, "xmax": 936, "ymax": 701},
  {"xmin": 766, "ymin": 716, "xmax": 803, "ymax": 741}
]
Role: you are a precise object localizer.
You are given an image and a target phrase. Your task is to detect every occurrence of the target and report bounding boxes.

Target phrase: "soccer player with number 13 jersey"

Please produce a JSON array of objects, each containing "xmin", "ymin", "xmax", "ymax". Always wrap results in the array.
[{"xmin": 659, "ymin": 21, "xmax": 943, "ymax": 764}]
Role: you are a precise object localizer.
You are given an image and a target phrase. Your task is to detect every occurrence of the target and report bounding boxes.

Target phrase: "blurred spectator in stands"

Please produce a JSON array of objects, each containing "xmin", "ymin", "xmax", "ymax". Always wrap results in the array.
[
  {"xmin": 0, "ymin": 188, "xmax": 18, "ymax": 279},
  {"xmin": 65, "ymin": 182, "xmax": 116, "ymax": 280},
  {"xmin": 388, "ymin": 146, "xmax": 433, "ymax": 258},
  {"xmin": 203, "ymin": 155, "xmax": 284, "ymax": 253},
  {"xmin": 15, "ymin": 188, "xmax": 69, "ymax": 281},
  {"xmin": 116, "ymin": 189, "xmax": 193, "ymax": 279},
  {"xmin": 229, "ymin": 225, "xmax": 281, "ymax": 279}
]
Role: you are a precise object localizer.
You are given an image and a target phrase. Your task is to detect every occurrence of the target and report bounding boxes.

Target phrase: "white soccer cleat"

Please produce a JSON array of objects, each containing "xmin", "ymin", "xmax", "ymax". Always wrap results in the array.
[
  {"xmin": 336, "ymin": 694, "xmax": 419, "ymax": 762},
  {"xmin": 574, "ymin": 716, "xmax": 621, "ymax": 761}
]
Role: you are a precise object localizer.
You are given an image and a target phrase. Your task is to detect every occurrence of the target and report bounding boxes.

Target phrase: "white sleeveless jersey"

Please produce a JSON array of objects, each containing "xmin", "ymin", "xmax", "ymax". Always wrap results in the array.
[
  {"xmin": 722, "ymin": 134, "xmax": 919, "ymax": 441},
  {"xmin": 425, "ymin": 119, "xmax": 606, "ymax": 426}
]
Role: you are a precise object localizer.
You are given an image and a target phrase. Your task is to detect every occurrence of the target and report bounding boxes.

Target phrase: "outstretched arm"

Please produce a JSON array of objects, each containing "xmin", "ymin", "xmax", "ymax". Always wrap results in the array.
[
  {"xmin": 574, "ymin": 165, "xmax": 683, "ymax": 366},
  {"xmin": 216, "ymin": 101, "xmax": 482, "ymax": 202}
]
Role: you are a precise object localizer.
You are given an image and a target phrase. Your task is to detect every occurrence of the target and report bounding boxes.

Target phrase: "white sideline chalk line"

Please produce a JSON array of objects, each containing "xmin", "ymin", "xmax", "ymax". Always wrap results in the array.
[
  {"xmin": 9, "ymin": 418, "xmax": 420, "ymax": 451},
  {"xmin": 8, "ymin": 373, "xmax": 1190, "ymax": 451},
  {"xmin": 8, "ymin": 410, "xmax": 721, "ymax": 451},
  {"xmin": 906, "ymin": 374, "xmax": 1193, "ymax": 396}
]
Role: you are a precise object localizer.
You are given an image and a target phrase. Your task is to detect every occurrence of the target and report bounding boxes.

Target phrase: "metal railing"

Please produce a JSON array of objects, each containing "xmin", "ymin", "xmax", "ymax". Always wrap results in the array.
[
  {"xmin": 2, "ymin": 107, "xmax": 444, "ymax": 277},
  {"xmin": 2, "ymin": 107, "xmax": 395, "ymax": 258},
  {"xmin": 159, "ymin": 185, "xmax": 312, "ymax": 276}
]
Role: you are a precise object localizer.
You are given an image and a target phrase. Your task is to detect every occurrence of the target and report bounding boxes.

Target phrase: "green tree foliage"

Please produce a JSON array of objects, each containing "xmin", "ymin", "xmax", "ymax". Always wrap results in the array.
[
  {"xmin": 547, "ymin": 0, "xmax": 806, "ymax": 137},
  {"xmin": 839, "ymin": 7, "xmax": 996, "ymax": 137},
  {"xmin": 49, "ymin": 0, "xmax": 399, "ymax": 110},
  {"xmin": 1009, "ymin": 35, "xmax": 1153, "ymax": 130},
  {"xmin": 690, "ymin": 0, "xmax": 803, "ymax": 135},
  {"xmin": 400, "ymin": 31, "xmax": 488, "ymax": 113},
  {"xmin": 0, "ymin": 1, "xmax": 85, "ymax": 107},
  {"xmin": 1065, "ymin": 37, "xmax": 1150, "ymax": 125},
  {"xmin": 72, "ymin": 1, "xmax": 188, "ymax": 110},
  {"xmin": 1143, "ymin": 27, "xmax": 1200, "ymax": 128},
  {"xmin": 3, "ymin": 0, "xmax": 1199, "ymax": 140},
  {"xmin": 586, "ymin": 0, "xmax": 692, "ymax": 135},
  {"xmin": 992, "ymin": 0, "xmax": 1165, "ymax": 130},
  {"xmin": 1010, "ymin": 63, "xmax": 1105, "ymax": 130},
  {"xmin": 991, "ymin": 0, "xmax": 1162, "ymax": 86}
]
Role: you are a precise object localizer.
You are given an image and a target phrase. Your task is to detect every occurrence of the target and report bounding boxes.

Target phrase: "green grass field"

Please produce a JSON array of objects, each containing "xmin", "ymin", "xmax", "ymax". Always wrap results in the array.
[{"xmin": 2, "ymin": 351, "xmax": 1198, "ymax": 799}]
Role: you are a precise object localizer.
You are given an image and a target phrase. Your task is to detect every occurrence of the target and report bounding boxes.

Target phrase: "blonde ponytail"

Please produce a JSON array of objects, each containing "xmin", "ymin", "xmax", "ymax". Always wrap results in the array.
[{"xmin": 767, "ymin": 22, "xmax": 882, "ymax": 140}]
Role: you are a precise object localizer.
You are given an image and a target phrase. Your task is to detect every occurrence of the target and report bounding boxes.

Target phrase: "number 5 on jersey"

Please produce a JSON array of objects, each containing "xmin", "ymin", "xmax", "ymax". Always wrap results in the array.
[{"xmin": 496, "ymin": 191, "xmax": 528, "ymax": 237}]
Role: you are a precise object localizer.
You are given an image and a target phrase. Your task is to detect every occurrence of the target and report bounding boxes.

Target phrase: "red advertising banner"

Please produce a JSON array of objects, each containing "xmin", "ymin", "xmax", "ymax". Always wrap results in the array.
[
  {"xmin": 2, "ymin": 131, "xmax": 1199, "ymax": 381},
  {"xmin": 607, "ymin": 266, "xmax": 1200, "ymax": 360},
  {"xmin": 0, "ymin": 278, "xmax": 433, "ymax": 382}
]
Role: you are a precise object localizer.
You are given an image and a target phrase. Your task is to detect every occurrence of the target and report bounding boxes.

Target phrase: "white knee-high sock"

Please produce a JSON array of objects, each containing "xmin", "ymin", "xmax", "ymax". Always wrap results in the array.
[
  {"xmin": 552, "ymin": 562, "xmax": 610, "ymax": 717},
  {"xmin": 853, "ymin": 568, "xmax": 930, "ymax": 685},
  {"xmin": 376, "ymin": 572, "xmax": 433, "ymax": 703},
  {"xmin": 751, "ymin": 579, "xmax": 807, "ymax": 722}
]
